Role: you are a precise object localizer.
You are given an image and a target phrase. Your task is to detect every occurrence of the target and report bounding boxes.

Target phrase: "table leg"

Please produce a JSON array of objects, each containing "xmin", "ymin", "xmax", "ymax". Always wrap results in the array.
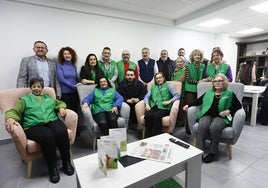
[
  {"xmin": 250, "ymin": 93, "xmax": 259, "ymax": 126},
  {"xmin": 185, "ymin": 155, "xmax": 202, "ymax": 188}
]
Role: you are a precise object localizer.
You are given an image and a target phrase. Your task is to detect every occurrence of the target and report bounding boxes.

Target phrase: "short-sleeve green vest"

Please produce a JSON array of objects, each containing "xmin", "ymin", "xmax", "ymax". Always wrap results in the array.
[
  {"xmin": 185, "ymin": 63, "xmax": 205, "ymax": 92},
  {"xmin": 117, "ymin": 60, "xmax": 137, "ymax": 83},
  {"xmin": 91, "ymin": 88, "xmax": 115, "ymax": 115},
  {"xmin": 206, "ymin": 63, "xmax": 228, "ymax": 78},
  {"xmin": 149, "ymin": 82, "xmax": 172, "ymax": 110},
  {"xmin": 98, "ymin": 60, "xmax": 117, "ymax": 80},
  {"xmin": 197, "ymin": 89, "xmax": 233, "ymax": 124},
  {"xmin": 171, "ymin": 67, "xmax": 185, "ymax": 97},
  {"xmin": 21, "ymin": 93, "xmax": 59, "ymax": 129}
]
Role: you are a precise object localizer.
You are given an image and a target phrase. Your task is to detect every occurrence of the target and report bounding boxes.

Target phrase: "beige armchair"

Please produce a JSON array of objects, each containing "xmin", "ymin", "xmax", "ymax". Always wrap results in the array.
[
  {"xmin": 77, "ymin": 85, "xmax": 130, "ymax": 150},
  {"xmin": 187, "ymin": 82, "xmax": 246, "ymax": 159},
  {"xmin": 135, "ymin": 81, "xmax": 181, "ymax": 139},
  {"xmin": 0, "ymin": 87, "xmax": 78, "ymax": 178}
]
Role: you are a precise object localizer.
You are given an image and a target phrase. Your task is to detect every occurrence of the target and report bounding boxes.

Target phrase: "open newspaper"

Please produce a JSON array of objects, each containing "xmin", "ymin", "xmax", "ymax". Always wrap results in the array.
[{"xmin": 129, "ymin": 141, "xmax": 172, "ymax": 163}]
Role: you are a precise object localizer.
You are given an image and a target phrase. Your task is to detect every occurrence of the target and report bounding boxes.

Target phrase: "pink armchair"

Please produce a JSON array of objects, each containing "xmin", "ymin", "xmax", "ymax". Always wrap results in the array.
[
  {"xmin": 135, "ymin": 81, "xmax": 182, "ymax": 138},
  {"xmin": 0, "ymin": 87, "xmax": 78, "ymax": 178}
]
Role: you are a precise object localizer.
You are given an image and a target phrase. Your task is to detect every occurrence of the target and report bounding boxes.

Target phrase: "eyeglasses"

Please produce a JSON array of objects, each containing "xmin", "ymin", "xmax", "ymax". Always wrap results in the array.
[
  {"xmin": 122, "ymin": 54, "xmax": 130, "ymax": 56},
  {"xmin": 34, "ymin": 46, "xmax": 47, "ymax": 50},
  {"xmin": 212, "ymin": 79, "xmax": 224, "ymax": 83}
]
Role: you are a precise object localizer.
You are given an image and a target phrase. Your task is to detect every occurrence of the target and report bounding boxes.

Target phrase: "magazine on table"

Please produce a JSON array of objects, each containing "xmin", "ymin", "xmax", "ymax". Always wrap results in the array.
[{"xmin": 129, "ymin": 141, "xmax": 172, "ymax": 163}]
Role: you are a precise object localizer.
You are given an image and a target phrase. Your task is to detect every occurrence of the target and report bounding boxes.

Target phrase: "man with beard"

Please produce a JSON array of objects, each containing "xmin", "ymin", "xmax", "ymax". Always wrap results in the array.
[
  {"xmin": 117, "ymin": 69, "xmax": 147, "ymax": 128},
  {"xmin": 117, "ymin": 50, "xmax": 139, "ymax": 83},
  {"xmin": 156, "ymin": 50, "xmax": 176, "ymax": 81}
]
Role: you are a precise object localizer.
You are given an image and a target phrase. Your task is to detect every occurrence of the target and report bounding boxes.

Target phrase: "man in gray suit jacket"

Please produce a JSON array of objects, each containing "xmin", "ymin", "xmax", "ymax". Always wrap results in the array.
[{"xmin": 17, "ymin": 41, "xmax": 61, "ymax": 97}]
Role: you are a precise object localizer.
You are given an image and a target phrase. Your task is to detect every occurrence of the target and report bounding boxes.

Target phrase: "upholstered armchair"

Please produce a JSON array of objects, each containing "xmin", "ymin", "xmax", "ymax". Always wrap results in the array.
[
  {"xmin": 187, "ymin": 82, "xmax": 246, "ymax": 159},
  {"xmin": 0, "ymin": 87, "xmax": 78, "ymax": 178},
  {"xmin": 77, "ymin": 85, "xmax": 130, "ymax": 150},
  {"xmin": 135, "ymin": 81, "xmax": 182, "ymax": 139}
]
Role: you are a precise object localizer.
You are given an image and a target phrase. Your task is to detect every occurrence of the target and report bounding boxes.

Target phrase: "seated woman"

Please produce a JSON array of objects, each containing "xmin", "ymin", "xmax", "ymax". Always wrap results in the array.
[
  {"xmin": 82, "ymin": 77, "xmax": 123, "ymax": 135},
  {"xmin": 5, "ymin": 77, "xmax": 74, "ymax": 184},
  {"xmin": 183, "ymin": 74, "xmax": 242, "ymax": 163},
  {"xmin": 144, "ymin": 72, "xmax": 180, "ymax": 138}
]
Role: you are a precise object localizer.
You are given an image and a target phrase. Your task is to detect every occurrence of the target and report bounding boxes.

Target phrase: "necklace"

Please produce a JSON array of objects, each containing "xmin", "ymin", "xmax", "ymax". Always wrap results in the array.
[{"xmin": 215, "ymin": 94, "xmax": 221, "ymax": 99}]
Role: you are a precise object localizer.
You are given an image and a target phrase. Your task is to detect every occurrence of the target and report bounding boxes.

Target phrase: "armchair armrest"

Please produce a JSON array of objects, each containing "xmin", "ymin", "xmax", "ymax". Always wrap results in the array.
[
  {"xmin": 232, "ymin": 108, "xmax": 246, "ymax": 136},
  {"xmin": 120, "ymin": 102, "xmax": 130, "ymax": 125},
  {"xmin": 60, "ymin": 109, "xmax": 78, "ymax": 144},
  {"xmin": 135, "ymin": 100, "xmax": 145, "ymax": 129},
  {"xmin": 8, "ymin": 123, "xmax": 28, "ymax": 159},
  {"xmin": 187, "ymin": 106, "xmax": 198, "ymax": 132},
  {"xmin": 82, "ymin": 107, "xmax": 97, "ymax": 132},
  {"xmin": 169, "ymin": 100, "xmax": 180, "ymax": 129}
]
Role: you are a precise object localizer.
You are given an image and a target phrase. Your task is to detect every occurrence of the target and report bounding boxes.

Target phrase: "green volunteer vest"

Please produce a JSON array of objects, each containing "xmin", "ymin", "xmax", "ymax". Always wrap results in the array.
[
  {"xmin": 185, "ymin": 62, "xmax": 205, "ymax": 92},
  {"xmin": 98, "ymin": 60, "xmax": 116, "ymax": 80},
  {"xmin": 197, "ymin": 89, "xmax": 233, "ymax": 124},
  {"xmin": 21, "ymin": 93, "xmax": 59, "ymax": 129},
  {"xmin": 149, "ymin": 82, "xmax": 172, "ymax": 110},
  {"xmin": 171, "ymin": 67, "xmax": 185, "ymax": 97},
  {"xmin": 117, "ymin": 60, "xmax": 136, "ymax": 83},
  {"xmin": 91, "ymin": 88, "xmax": 115, "ymax": 115},
  {"xmin": 206, "ymin": 63, "xmax": 228, "ymax": 78}
]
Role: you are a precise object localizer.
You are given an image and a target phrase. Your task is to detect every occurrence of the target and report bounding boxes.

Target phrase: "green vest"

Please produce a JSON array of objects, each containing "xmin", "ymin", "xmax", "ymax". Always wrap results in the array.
[
  {"xmin": 149, "ymin": 82, "xmax": 172, "ymax": 110},
  {"xmin": 98, "ymin": 60, "xmax": 117, "ymax": 80},
  {"xmin": 171, "ymin": 67, "xmax": 185, "ymax": 97},
  {"xmin": 21, "ymin": 94, "xmax": 59, "ymax": 129},
  {"xmin": 206, "ymin": 63, "xmax": 228, "ymax": 78},
  {"xmin": 197, "ymin": 89, "xmax": 233, "ymax": 124},
  {"xmin": 117, "ymin": 60, "xmax": 136, "ymax": 83},
  {"xmin": 91, "ymin": 88, "xmax": 115, "ymax": 115},
  {"xmin": 185, "ymin": 63, "xmax": 205, "ymax": 92}
]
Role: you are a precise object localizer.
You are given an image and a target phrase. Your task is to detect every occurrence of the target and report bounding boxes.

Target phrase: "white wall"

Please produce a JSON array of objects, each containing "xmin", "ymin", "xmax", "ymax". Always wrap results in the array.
[
  {"xmin": 0, "ymin": 0, "xmax": 239, "ymax": 140},
  {"xmin": 0, "ymin": 0, "xmax": 238, "ymax": 91}
]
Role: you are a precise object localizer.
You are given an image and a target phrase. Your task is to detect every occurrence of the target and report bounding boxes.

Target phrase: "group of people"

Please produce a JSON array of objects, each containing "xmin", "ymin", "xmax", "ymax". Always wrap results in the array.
[{"xmin": 5, "ymin": 40, "xmax": 242, "ymax": 183}]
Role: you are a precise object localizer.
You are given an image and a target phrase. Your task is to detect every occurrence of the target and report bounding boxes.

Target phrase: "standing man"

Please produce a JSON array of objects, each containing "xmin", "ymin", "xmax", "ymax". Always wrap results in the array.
[
  {"xmin": 117, "ymin": 69, "xmax": 147, "ymax": 127},
  {"xmin": 17, "ymin": 41, "xmax": 61, "ymax": 98},
  {"xmin": 138, "ymin": 47, "xmax": 158, "ymax": 86},
  {"xmin": 117, "ymin": 50, "xmax": 138, "ymax": 83},
  {"xmin": 156, "ymin": 50, "xmax": 176, "ymax": 81},
  {"xmin": 178, "ymin": 48, "xmax": 190, "ymax": 67},
  {"xmin": 98, "ymin": 47, "xmax": 118, "ymax": 86}
]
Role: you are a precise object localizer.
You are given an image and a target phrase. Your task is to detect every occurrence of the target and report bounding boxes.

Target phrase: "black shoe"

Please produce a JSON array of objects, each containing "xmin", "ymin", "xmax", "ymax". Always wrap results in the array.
[
  {"xmin": 202, "ymin": 153, "xmax": 215, "ymax": 163},
  {"xmin": 49, "ymin": 167, "xmax": 60, "ymax": 183},
  {"xmin": 62, "ymin": 161, "xmax": 74, "ymax": 176}
]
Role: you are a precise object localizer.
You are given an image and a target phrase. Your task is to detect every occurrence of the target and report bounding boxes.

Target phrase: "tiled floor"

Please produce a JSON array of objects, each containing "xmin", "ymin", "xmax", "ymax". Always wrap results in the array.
[{"xmin": 1, "ymin": 121, "xmax": 268, "ymax": 188}]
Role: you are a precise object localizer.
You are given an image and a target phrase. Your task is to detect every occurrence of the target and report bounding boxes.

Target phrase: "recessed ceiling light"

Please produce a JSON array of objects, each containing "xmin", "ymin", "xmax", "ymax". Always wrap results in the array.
[
  {"xmin": 198, "ymin": 18, "xmax": 230, "ymax": 28},
  {"xmin": 236, "ymin": 28, "xmax": 264, "ymax": 34},
  {"xmin": 249, "ymin": 2, "xmax": 268, "ymax": 13}
]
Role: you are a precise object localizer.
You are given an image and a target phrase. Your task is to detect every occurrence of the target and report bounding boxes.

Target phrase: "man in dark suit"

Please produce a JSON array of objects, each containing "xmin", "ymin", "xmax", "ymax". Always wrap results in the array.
[{"xmin": 17, "ymin": 41, "xmax": 61, "ymax": 97}]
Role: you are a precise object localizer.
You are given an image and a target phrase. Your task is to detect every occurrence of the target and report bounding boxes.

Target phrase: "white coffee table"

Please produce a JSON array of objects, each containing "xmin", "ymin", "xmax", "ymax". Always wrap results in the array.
[{"xmin": 73, "ymin": 133, "xmax": 203, "ymax": 188}]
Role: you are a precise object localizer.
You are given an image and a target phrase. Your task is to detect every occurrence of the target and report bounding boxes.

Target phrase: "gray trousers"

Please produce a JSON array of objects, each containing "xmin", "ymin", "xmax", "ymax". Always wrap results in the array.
[{"xmin": 197, "ymin": 115, "xmax": 226, "ymax": 154}]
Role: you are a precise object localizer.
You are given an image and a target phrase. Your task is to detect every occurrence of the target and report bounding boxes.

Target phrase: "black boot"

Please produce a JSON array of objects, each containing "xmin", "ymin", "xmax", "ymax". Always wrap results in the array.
[
  {"xmin": 48, "ymin": 166, "xmax": 60, "ymax": 183},
  {"xmin": 62, "ymin": 160, "xmax": 74, "ymax": 176}
]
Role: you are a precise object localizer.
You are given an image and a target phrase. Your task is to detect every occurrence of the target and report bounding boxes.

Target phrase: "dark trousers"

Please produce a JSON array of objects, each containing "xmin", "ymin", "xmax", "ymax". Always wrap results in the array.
[
  {"xmin": 24, "ymin": 119, "xmax": 70, "ymax": 168},
  {"xmin": 61, "ymin": 92, "xmax": 82, "ymax": 136},
  {"xmin": 185, "ymin": 92, "xmax": 197, "ymax": 132},
  {"xmin": 93, "ymin": 111, "xmax": 118, "ymax": 135},
  {"xmin": 61, "ymin": 92, "xmax": 79, "ymax": 113},
  {"xmin": 127, "ymin": 102, "xmax": 138, "ymax": 124},
  {"xmin": 198, "ymin": 116, "xmax": 226, "ymax": 153},
  {"xmin": 144, "ymin": 106, "xmax": 169, "ymax": 138}
]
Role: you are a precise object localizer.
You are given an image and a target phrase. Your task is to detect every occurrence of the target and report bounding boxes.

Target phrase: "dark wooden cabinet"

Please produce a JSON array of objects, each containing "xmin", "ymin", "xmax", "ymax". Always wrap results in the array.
[{"xmin": 236, "ymin": 39, "xmax": 268, "ymax": 85}]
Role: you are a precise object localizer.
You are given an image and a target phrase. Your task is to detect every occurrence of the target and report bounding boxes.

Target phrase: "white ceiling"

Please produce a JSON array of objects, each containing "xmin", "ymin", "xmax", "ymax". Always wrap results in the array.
[{"xmin": 70, "ymin": 0, "xmax": 268, "ymax": 38}]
